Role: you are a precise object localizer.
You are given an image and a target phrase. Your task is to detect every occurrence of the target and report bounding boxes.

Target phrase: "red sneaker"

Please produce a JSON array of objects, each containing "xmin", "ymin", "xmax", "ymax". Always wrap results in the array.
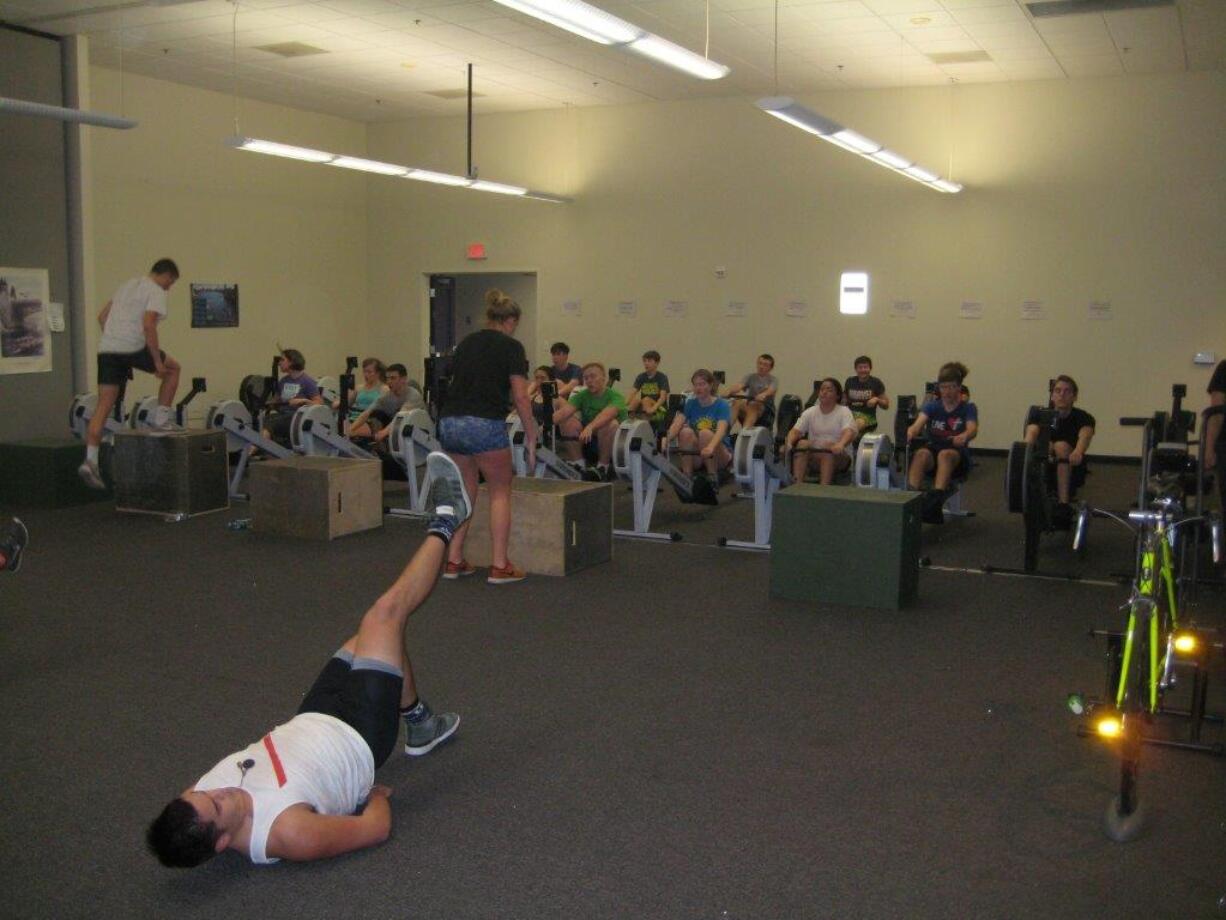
[
  {"xmin": 444, "ymin": 559, "xmax": 476, "ymax": 580},
  {"xmin": 487, "ymin": 562, "xmax": 526, "ymax": 584}
]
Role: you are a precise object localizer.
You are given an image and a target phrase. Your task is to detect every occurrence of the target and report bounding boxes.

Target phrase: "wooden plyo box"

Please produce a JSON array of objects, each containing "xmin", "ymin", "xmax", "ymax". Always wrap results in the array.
[
  {"xmin": 251, "ymin": 456, "xmax": 383, "ymax": 540},
  {"xmin": 464, "ymin": 478, "xmax": 612, "ymax": 576},
  {"xmin": 113, "ymin": 429, "xmax": 229, "ymax": 518},
  {"xmin": 0, "ymin": 438, "xmax": 112, "ymax": 508},
  {"xmin": 770, "ymin": 484, "xmax": 922, "ymax": 610}
]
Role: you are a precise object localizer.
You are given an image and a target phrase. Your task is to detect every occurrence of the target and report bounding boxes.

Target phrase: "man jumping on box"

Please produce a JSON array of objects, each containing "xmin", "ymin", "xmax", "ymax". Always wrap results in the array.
[
  {"xmin": 147, "ymin": 453, "xmax": 468, "ymax": 867},
  {"xmin": 79, "ymin": 258, "xmax": 184, "ymax": 489}
]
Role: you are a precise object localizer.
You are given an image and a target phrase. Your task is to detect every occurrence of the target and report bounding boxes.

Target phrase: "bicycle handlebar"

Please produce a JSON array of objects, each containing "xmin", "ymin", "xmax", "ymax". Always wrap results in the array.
[{"xmin": 1119, "ymin": 417, "xmax": 1151, "ymax": 427}]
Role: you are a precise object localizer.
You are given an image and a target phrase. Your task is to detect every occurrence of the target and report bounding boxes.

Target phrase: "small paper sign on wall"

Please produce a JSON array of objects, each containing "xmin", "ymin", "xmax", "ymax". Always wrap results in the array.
[
  {"xmin": 0, "ymin": 266, "xmax": 52, "ymax": 375},
  {"xmin": 616, "ymin": 301, "xmax": 637, "ymax": 318},
  {"xmin": 725, "ymin": 301, "xmax": 747, "ymax": 318},
  {"xmin": 785, "ymin": 300, "xmax": 808, "ymax": 318},
  {"xmin": 1088, "ymin": 300, "xmax": 1112, "ymax": 320},
  {"xmin": 960, "ymin": 301, "xmax": 984, "ymax": 319},
  {"xmin": 562, "ymin": 300, "xmax": 582, "ymax": 317},
  {"xmin": 1020, "ymin": 300, "xmax": 1045, "ymax": 320},
  {"xmin": 664, "ymin": 300, "xmax": 687, "ymax": 319},
  {"xmin": 890, "ymin": 300, "xmax": 916, "ymax": 319}
]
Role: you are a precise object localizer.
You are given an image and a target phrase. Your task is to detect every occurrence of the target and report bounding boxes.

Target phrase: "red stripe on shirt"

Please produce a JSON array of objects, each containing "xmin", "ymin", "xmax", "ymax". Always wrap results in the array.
[{"xmin": 262, "ymin": 734, "xmax": 287, "ymax": 788}]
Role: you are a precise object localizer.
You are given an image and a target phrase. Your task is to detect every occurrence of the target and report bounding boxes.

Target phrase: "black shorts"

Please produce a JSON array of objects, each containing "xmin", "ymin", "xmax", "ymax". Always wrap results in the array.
[
  {"xmin": 97, "ymin": 348, "xmax": 164, "ymax": 386},
  {"xmin": 368, "ymin": 409, "xmax": 393, "ymax": 433},
  {"xmin": 266, "ymin": 407, "xmax": 296, "ymax": 445},
  {"xmin": 298, "ymin": 657, "xmax": 403, "ymax": 768}
]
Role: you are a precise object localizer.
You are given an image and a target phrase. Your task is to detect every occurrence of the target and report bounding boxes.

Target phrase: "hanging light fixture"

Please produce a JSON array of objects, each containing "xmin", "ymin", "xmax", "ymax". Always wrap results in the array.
[
  {"xmin": 489, "ymin": 0, "xmax": 729, "ymax": 80},
  {"xmin": 0, "ymin": 96, "xmax": 137, "ymax": 129},
  {"xmin": 223, "ymin": 136, "xmax": 569, "ymax": 202},
  {"xmin": 755, "ymin": 97, "xmax": 962, "ymax": 193}
]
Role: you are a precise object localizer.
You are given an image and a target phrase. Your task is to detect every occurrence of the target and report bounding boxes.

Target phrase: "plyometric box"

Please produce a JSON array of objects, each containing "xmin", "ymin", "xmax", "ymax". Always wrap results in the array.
[
  {"xmin": 464, "ymin": 478, "xmax": 612, "ymax": 576},
  {"xmin": 113, "ymin": 429, "xmax": 229, "ymax": 518},
  {"xmin": 251, "ymin": 455, "xmax": 383, "ymax": 540},
  {"xmin": 770, "ymin": 485, "xmax": 922, "ymax": 610},
  {"xmin": 0, "ymin": 438, "xmax": 112, "ymax": 508}
]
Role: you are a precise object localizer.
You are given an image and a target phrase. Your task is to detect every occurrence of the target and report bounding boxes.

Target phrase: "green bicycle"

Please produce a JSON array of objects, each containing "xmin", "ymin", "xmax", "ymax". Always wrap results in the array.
[{"xmin": 1069, "ymin": 489, "xmax": 1222, "ymax": 841}]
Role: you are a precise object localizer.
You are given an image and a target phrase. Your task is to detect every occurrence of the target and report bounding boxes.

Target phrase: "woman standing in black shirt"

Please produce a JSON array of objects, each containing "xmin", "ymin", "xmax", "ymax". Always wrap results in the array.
[{"xmin": 438, "ymin": 289, "xmax": 535, "ymax": 584}]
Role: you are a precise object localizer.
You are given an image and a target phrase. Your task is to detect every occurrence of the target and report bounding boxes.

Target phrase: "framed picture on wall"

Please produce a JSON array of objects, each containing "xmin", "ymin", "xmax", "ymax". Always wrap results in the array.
[
  {"xmin": 0, "ymin": 267, "xmax": 52, "ymax": 375},
  {"xmin": 190, "ymin": 283, "xmax": 239, "ymax": 328}
]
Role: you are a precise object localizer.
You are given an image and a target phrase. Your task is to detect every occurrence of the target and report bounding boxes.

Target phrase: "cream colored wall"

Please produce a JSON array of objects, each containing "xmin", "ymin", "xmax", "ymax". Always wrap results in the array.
[
  {"xmin": 452, "ymin": 273, "xmax": 538, "ymax": 363},
  {"xmin": 367, "ymin": 72, "xmax": 1226, "ymax": 456},
  {"xmin": 87, "ymin": 68, "xmax": 370, "ymax": 424}
]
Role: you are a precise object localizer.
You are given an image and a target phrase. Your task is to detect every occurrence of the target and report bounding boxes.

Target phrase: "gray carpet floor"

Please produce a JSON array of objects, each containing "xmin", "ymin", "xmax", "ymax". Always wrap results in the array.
[{"xmin": 1, "ymin": 457, "xmax": 1223, "ymax": 919}]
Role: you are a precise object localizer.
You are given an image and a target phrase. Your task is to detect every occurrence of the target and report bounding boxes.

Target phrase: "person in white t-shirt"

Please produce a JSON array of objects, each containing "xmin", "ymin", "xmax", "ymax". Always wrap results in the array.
[
  {"xmin": 783, "ymin": 377, "xmax": 857, "ymax": 485},
  {"xmin": 147, "ymin": 453, "xmax": 470, "ymax": 868},
  {"xmin": 78, "ymin": 258, "xmax": 184, "ymax": 489}
]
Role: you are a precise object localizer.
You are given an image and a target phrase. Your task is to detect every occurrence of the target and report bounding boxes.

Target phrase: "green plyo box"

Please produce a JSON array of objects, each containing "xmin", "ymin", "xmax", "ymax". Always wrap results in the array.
[
  {"xmin": 770, "ymin": 485, "xmax": 922, "ymax": 610},
  {"xmin": 0, "ymin": 438, "xmax": 112, "ymax": 508}
]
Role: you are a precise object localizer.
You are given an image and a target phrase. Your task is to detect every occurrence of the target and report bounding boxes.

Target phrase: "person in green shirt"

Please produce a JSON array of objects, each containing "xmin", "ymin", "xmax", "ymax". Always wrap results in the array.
[{"xmin": 554, "ymin": 362, "xmax": 628, "ymax": 479}]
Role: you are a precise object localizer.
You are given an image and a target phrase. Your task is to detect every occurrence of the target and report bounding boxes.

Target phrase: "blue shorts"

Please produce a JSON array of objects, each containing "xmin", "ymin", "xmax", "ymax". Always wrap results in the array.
[{"xmin": 439, "ymin": 415, "xmax": 509, "ymax": 455}]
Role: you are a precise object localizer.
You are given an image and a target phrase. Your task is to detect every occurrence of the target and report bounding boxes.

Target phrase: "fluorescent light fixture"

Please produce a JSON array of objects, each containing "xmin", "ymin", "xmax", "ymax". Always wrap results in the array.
[
  {"xmin": 830, "ymin": 129, "xmax": 881, "ymax": 155},
  {"xmin": 0, "ymin": 95, "xmax": 137, "ymax": 129},
  {"xmin": 225, "ymin": 135, "xmax": 332, "ymax": 162},
  {"xmin": 754, "ymin": 97, "xmax": 963, "ymax": 194},
  {"xmin": 469, "ymin": 179, "xmax": 528, "ymax": 196},
  {"xmin": 493, "ymin": 0, "xmax": 639, "ymax": 44},
  {"xmin": 406, "ymin": 168, "xmax": 473, "ymax": 187},
  {"xmin": 840, "ymin": 272, "xmax": 869, "ymax": 315},
  {"xmin": 223, "ymin": 135, "xmax": 567, "ymax": 201},
  {"xmin": 871, "ymin": 149, "xmax": 912, "ymax": 170},
  {"xmin": 627, "ymin": 35, "xmax": 731, "ymax": 80},
  {"xmin": 490, "ymin": 0, "xmax": 728, "ymax": 80},
  {"xmin": 329, "ymin": 156, "xmax": 409, "ymax": 176}
]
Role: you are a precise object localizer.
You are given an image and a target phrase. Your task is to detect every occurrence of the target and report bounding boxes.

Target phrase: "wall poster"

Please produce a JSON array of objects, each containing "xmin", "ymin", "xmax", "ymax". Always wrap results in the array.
[{"xmin": 0, "ymin": 267, "xmax": 52, "ymax": 374}]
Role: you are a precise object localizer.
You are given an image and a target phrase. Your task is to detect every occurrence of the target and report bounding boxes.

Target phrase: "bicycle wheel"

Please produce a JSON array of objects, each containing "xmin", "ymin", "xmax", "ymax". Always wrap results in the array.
[{"xmin": 1105, "ymin": 624, "xmax": 1148, "ymax": 842}]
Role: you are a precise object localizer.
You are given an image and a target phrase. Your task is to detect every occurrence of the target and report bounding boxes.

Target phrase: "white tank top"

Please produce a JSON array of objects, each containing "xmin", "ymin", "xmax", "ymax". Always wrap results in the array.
[{"xmin": 194, "ymin": 712, "xmax": 375, "ymax": 864}]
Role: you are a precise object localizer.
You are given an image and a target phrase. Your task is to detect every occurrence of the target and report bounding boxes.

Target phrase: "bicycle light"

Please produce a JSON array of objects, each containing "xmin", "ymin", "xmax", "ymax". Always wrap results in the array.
[
  {"xmin": 1066, "ymin": 693, "xmax": 1086, "ymax": 716},
  {"xmin": 1095, "ymin": 714, "xmax": 1123, "ymax": 739},
  {"xmin": 1073, "ymin": 504, "xmax": 1090, "ymax": 551},
  {"xmin": 1211, "ymin": 514, "xmax": 1223, "ymax": 565},
  {"xmin": 1173, "ymin": 632, "xmax": 1198, "ymax": 655}
]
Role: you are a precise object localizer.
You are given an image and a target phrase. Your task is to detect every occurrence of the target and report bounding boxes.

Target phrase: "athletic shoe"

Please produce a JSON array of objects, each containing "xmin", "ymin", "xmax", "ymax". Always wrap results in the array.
[
  {"xmin": 148, "ymin": 418, "xmax": 185, "ymax": 434},
  {"xmin": 487, "ymin": 562, "xmax": 526, "ymax": 584},
  {"xmin": 425, "ymin": 452, "xmax": 471, "ymax": 525},
  {"xmin": 77, "ymin": 461, "xmax": 106, "ymax": 490},
  {"xmin": 1, "ymin": 518, "xmax": 29, "ymax": 573},
  {"xmin": 404, "ymin": 710, "xmax": 461, "ymax": 757},
  {"xmin": 443, "ymin": 559, "xmax": 476, "ymax": 580}
]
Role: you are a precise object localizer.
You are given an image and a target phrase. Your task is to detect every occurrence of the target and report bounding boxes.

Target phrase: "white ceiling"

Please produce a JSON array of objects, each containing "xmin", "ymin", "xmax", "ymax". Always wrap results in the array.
[{"xmin": 4, "ymin": 0, "xmax": 1223, "ymax": 121}]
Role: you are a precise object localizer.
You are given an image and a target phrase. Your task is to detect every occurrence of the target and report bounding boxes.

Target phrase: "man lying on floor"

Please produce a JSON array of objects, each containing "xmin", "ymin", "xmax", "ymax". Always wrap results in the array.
[{"xmin": 146, "ymin": 453, "xmax": 471, "ymax": 867}]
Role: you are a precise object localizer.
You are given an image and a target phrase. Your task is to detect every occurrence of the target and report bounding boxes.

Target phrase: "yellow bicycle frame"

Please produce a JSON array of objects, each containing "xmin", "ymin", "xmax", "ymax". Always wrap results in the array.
[{"xmin": 1115, "ymin": 526, "xmax": 1178, "ymax": 713}]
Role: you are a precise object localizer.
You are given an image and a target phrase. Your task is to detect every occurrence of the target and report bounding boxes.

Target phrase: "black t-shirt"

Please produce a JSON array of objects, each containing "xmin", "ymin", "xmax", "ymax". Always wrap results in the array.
[
  {"xmin": 441, "ymin": 329, "xmax": 527, "ymax": 420},
  {"xmin": 1027, "ymin": 405, "xmax": 1096, "ymax": 447},
  {"xmin": 1209, "ymin": 360, "xmax": 1226, "ymax": 450}
]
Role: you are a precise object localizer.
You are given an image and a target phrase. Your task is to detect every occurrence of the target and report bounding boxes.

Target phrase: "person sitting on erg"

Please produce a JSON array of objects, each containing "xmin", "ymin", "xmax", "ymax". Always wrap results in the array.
[
  {"xmin": 546, "ymin": 342, "xmax": 583, "ymax": 399},
  {"xmin": 335, "ymin": 358, "xmax": 388, "ymax": 426},
  {"xmin": 725, "ymin": 354, "xmax": 778, "ymax": 433},
  {"xmin": 627, "ymin": 350, "xmax": 671, "ymax": 435},
  {"xmin": 664, "ymin": 369, "xmax": 733, "ymax": 492},
  {"xmin": 264, "ymin": 348, "xmax": 323, "ymax": 446},
  {"xmin": 1024, "ymin": 375, "xmax": 1095, "ymax": 522},
  {"xmin": 843, "ymin": 355, "xmax": 889, "ymax": 436},
  {"xmin": 906, "ymin": 362, "xmax": 978, "ymax": 523},
  {"xmin": 553, "ymin": 362, "xmax": 628, "ymax": 480},
  {"xmin": 784, "ymin": 378, "xmax": 857, "ymax": 485},
  {"xmin": 348, "ymin": 364, "xmax": 422, "ymax": 447}
]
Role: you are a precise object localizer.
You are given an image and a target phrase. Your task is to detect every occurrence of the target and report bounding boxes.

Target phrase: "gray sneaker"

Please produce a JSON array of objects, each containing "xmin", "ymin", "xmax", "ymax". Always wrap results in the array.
[
  {"xmin": 78, "ymin": 461, "xmax": 106, "ymax": 490},
  {"xmin": 148, "ymin": 417, "xmax": 185, "ymax": 434},
  {"xmin": 2, "ymin": 518, "xmax": 29, "ymax": 573},
  {"xmin": 425, "ymin": 452, "xmax": 472, "ymax": 525},
  {"xmin": 404, "ymin": 710, "xmax": 461, "ymax": 756}
]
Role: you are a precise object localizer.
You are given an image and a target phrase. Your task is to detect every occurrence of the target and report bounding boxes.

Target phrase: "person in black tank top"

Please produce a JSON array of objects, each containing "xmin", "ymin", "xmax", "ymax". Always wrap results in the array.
[{"xmin": 437, "ymin": 289, "xmax": 536, "ymax": 584}]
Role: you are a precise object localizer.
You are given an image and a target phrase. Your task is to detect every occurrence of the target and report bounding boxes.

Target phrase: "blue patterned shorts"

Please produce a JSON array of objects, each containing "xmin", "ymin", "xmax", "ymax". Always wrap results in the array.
[{"xmin": 439, "ymin": 415, "xmax": 510, "ymax": 455}]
